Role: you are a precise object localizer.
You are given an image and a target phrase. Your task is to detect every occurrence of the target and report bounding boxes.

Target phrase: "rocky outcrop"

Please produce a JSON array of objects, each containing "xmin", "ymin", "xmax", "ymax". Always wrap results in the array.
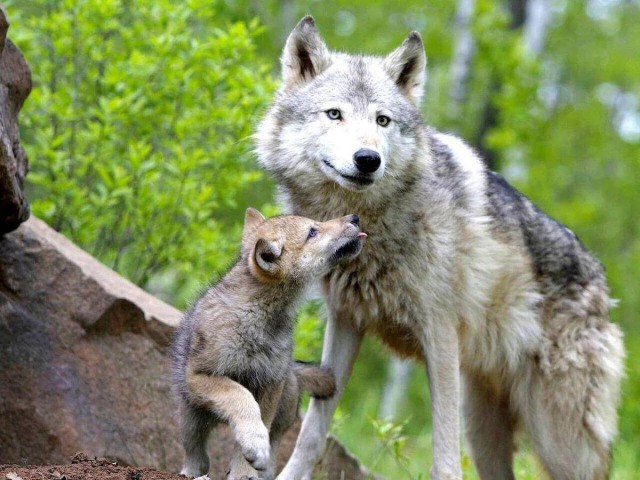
[
  {"xmin": 0, "ymin": 217, "xmax": 375, "ymax": 479},
  {"xmin": 0, "ymin": 6, "xmax": 32, "ymax": 234}
]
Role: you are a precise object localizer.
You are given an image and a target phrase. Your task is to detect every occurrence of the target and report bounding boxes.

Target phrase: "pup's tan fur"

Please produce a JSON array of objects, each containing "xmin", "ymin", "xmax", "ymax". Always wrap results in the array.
[{"xmin": 171, "ymin": 209, "xmax": 366, "ymax": 479}]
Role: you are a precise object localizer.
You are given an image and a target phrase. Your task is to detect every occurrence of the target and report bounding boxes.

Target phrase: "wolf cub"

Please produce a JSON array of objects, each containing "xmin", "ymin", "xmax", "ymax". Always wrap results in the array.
[{"xmin": 171, "ymin": 208, "xmax": 366, "ymax": 480}]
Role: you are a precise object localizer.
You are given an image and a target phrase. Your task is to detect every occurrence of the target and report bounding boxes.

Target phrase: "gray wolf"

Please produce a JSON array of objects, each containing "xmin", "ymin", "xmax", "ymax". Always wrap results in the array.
[
  {"xmin": 255, "ymin": 16, "xmax": 625, "ymax": 480},
  {"xmin": 171, "ymin": 208, "xmax": 366, "ymax": 480}
]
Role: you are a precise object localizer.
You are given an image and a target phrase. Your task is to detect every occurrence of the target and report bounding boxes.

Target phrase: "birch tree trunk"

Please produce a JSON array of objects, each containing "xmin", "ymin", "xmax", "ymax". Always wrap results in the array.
[
  {"xmin": 379, "ymin": 357, "xmax": 413, "ymax": 420},
  {"xmin": 523, "ymin": 0, "xmax": 552, "ymax": 56},
  {"xmin": 449, "ymin": 0, "xmax": 477, "ymax": 108},
  {"xmin": 474, "ymin": 0, "xmax": 551, "ymax": 170}
]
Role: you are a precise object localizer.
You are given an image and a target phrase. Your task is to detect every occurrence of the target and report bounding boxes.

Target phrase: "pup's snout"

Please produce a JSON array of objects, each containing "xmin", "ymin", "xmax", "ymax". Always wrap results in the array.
[
  {"xmin": 353, "ymin": 148, "xmax": 381, "ymax": 174},
  {"xmin": 348, "ymin": 214, "xmax": 359, "ymax": 226}
]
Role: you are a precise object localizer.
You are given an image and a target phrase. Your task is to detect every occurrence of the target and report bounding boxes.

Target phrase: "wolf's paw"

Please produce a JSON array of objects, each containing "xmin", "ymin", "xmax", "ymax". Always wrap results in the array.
[
  {"xmin": 235, "ymin": 422, "xmax": 270, "ymax": 471},
  {"xmin": 276, "ymin": 461, "xmax": 313, "ymax": 480},
  {"xmin": 430, "ymin": 465, "xmax": 462, "ymax": 480}
]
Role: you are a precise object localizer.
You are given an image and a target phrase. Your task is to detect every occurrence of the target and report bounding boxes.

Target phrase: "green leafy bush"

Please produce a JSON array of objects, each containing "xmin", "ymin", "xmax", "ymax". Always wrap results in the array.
[{"xmin": 7, "ymin": 0, "xmax": 276, "ymax": 306}]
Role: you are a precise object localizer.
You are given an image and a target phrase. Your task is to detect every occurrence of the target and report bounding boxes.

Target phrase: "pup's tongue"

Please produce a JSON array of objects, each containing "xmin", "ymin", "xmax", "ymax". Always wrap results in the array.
[{"xmin": 357, "ymin": 232, "xmax": 368, "ymax": 238}]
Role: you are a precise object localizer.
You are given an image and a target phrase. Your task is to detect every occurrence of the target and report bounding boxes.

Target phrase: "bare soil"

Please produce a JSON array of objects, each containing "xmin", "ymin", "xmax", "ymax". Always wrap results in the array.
[{"xmin": 0, "ymin": 452, "xmax": 187, "ymax": 480}]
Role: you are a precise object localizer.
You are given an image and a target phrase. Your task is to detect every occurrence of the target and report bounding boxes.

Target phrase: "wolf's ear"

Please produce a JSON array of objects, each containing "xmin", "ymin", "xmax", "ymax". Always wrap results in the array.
[
  {"xmin": 281, "ymin": 15, "xmax": 331, "ymax": 87},
  {"xmin": 382, "ymin": 32, "xmax": 427, "ymax": 105},
  {"xmin": 253, "ymin": 238, "xmax": 282, "ymax": 274},
  {"xmin": 243, "ymin": 207, "xmax": 266, "ymax": 235}
]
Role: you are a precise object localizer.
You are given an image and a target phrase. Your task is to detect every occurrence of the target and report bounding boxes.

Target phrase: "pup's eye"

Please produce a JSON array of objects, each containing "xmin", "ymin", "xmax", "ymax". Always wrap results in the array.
[
  {"xmin": 377, "ymin": 115, "xmax": 391, "ymax": 127},
  {"xmin": 326, "ymin": 109, "xmax": 342, "ymax": 120},
  {"xmin": 308, "ymin": 227, "xmax": 318, "ymax": 239}
]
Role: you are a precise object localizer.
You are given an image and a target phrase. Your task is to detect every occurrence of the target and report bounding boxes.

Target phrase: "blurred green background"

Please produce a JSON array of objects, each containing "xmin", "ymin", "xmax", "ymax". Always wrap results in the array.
[{"xmin": 5, "ymin": 0, "xmax": 639, "ymax": 478}]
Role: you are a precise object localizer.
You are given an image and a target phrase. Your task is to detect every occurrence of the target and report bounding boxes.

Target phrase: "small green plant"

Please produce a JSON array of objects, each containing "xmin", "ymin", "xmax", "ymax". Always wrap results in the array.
[{"xmin": 370, "ymin": 417, "xmax": 417, "ymax": 479}]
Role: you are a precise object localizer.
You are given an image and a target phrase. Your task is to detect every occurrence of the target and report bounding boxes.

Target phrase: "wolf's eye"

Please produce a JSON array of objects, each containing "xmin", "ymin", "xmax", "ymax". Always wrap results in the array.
[
  {"xmin": 377, "ymin": 115, "xmax": 391, "ymax": 127},
  {"xmin": 308, "ymin": 227, "xmax": 318, "ymax": 239},
  {"xmin": 326, "ymin": 109, "xmax": 342, "ymax": 120}
]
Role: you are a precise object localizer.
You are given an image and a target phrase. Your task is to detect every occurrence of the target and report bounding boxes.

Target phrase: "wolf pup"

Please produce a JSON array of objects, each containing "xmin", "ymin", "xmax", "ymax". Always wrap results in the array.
[
  {"xmin": 171, "ymin": 208, "xmax": 366, "ymax": 480},
  {"xmin": 256, "ymin": 16, "xmax": 624, "ymax": 480}
]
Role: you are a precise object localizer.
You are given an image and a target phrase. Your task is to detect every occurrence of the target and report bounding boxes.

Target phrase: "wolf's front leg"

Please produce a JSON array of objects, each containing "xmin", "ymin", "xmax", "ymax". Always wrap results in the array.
[
  {"xmin": 417, "ymin": 319, "xmax": 462, "ymax": 480},
  {"xmin": 276, "ymin": 312, "xmax": 362, "ymax": 480}
]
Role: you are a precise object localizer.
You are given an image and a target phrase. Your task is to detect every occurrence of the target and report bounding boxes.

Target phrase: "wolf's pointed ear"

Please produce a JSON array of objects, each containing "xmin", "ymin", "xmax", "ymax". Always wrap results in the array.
[
  {"xmin": 243, "ymin": 207, "xmax": 266, "ymax": 235},
  {"xmin": 281, "ymin": 15, "xmax": 331, "ymax": 87},
  {"xmin": 382, "ymin": 32, "xmax": 427, "ymax": 105},
  {"xmin": 253, "ymin": 238, "xmax": 282, "ymax": 274}
]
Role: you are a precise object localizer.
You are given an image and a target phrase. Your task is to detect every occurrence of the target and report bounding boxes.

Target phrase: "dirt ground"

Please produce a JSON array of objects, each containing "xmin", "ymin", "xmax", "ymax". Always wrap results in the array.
[{"xmin": 0, "ymin": 452, "xmax": 189, "ymax": 480}]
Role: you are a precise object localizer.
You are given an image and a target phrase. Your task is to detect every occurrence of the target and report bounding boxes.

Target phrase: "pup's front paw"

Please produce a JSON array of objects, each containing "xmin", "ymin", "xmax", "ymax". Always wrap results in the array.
[{"xmin": 235, "ymin": 422, "xmax": 271, "ymax": 472}]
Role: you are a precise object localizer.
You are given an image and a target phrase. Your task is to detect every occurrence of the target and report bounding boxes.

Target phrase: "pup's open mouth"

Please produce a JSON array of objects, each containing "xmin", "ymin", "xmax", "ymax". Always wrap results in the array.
[
  {"xmin": 330, "ymin": 236, "xmax": 365, "ymax": 262},
  {"xmin": 322, "ymin": 159, "xmax": 375, "ymax": 187}
]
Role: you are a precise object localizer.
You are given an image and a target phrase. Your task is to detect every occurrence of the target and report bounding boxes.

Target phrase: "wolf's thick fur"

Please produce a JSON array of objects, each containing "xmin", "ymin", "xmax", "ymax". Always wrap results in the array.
[
  {"xmin": 256, "ymin": 16, "xmax": 625, "ymax": 480},
  {"xmin": 171, "ymin": 209, "xmax": 365, "ymax": 479}
]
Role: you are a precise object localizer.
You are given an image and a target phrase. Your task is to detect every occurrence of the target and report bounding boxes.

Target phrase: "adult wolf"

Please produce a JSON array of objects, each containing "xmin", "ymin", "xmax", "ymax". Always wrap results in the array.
[{"xmin": 256, "ymin": 16, "xmax": 624, "ymax": 480}]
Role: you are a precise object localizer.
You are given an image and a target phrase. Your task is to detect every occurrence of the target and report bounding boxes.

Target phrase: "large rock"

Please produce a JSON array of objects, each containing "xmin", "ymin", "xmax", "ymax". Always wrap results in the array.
[
  {"xmin": 0, "ymin": 217, "xmax": 375, "ymax": 479},
  {"xmin": 0, "ymin": 6, "xmax": 32, "ymax": 234}
]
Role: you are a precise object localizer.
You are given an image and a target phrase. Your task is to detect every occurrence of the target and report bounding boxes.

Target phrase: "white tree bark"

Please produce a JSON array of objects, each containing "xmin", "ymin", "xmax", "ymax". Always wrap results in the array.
[
  {"xmin": 379, "ymin": 357, "xmax": 413, "ymax": 420},
  {"xmin": 449, "ymin": 0, "xmax": 476, "ymax": 105},
  {"xmin": 523, "ymin": 0, "xmax": 552, "ymax": 56}
]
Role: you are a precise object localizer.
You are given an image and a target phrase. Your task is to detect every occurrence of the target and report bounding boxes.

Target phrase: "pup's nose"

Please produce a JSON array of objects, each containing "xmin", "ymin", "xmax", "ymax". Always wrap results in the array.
[
  {"xmin": 348, "ymin": 214, "xmax": 359, "ymax": 226},
  {"xmin": 353, "ymin": 148, "xmax": 381, "ymax": 174}
]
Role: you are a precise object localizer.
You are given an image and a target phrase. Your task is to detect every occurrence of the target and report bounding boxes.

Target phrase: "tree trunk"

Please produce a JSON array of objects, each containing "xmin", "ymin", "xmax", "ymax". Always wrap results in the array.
[
  {"xmin": 0, "ymin": 6, "xmax": 32, "ymax": 234},
  {"xmin": 449, "ymin": 0, "xmax": 476, "ymax": 108},
  {"xmin": 523, "ymin": 0, "xmax": 552, "ymax": 56},
  {"xmin": 474, "ymin": 0, "xmax": 546, "ymax": 171},
  {"xmin": 379, "ymin": 357, "xmax": 413, "ymax": 420}
]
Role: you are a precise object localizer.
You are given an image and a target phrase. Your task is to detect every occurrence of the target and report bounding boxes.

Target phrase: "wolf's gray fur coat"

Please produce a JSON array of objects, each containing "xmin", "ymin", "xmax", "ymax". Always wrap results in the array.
[{"xmin": 255, "ymin": 16, "xmax": 625, "ymax": 480}]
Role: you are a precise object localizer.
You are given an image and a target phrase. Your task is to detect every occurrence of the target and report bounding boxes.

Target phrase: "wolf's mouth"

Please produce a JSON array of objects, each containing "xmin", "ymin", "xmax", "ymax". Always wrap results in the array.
[{"xmin": 322, "ymin": 159, "xmax": 375, "ymax": 186}]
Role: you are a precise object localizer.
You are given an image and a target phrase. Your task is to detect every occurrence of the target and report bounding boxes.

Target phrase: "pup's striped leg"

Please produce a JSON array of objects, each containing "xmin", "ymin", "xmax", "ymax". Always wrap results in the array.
[{"xmin": 179, "ymin": 404, "xmax": 215, "ymax": 478}]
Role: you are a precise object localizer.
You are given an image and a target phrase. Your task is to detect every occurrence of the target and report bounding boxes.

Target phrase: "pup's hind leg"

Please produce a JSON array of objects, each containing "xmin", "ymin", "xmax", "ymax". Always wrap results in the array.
[
  {"xmin": 180, "ymin": 403, "xmax": 215, "ymax": 477},
  {"xmin": 463, "ymin": 373, "xmax": 516, "ymax": 480},
  {"xmin": 266, "ymin": 373, "xmax": 300, "ymax": 479}
]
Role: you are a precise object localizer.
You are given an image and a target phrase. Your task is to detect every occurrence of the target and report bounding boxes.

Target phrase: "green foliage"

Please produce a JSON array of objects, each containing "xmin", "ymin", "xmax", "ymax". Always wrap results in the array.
[
  {"xmin": 369, "ymin": 417, "xmax": 412, "ymax": 476},
  {"xmin": 293, "ymin": 301, "xmax": 325, "ymax": 360},
  {"xmin": 7, "ymin": 0, "xmax": 276, "ymax": 305}
]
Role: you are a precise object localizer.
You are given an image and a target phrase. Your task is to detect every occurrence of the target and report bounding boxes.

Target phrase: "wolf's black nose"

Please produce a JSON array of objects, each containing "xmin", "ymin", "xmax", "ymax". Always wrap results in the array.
[
  {"xmin": 349, "ymin": 214, "xmax": 359, "ymax": 226},
  {"xmin": 353, "ymin": 148, "xmax": 381, "ymax": 174}
]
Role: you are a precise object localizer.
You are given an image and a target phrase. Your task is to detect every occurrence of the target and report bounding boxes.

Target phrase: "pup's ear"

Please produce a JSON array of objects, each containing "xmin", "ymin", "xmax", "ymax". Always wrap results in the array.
[
  {"xmin": 243, "ymin": 207, "xmax": 265, "ymax": 235},
  {"xmin": 253, "ymin": 238, "xmax": 282, "ymax": 274},
  {"xmin": 281, "ymin": 15, "xmax": 331, "ymax": 87},
  {"xmin": 382, "ymin": 32, "xmax": 427, "ymax": 105}
]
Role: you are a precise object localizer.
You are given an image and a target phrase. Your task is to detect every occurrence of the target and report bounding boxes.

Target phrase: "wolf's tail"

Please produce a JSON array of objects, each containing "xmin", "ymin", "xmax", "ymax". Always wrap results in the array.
[{"xmin": 293, "ymin": 362, "xmax": 336, "ymax": 399}]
